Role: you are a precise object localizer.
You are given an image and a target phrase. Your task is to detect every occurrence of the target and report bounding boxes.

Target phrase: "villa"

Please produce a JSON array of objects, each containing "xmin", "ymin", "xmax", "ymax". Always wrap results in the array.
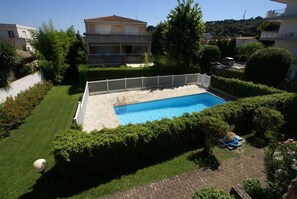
[
  {"xmin": 84, "ymin": 15, "xmax": 152, "ymax": 66},
  {"xmin": 260, "ymin": 0, "xmax": 297, "ymax": 80},
  {"xmin": 0, "ymin": 23, "xmax": 35, "ymax": 51}
]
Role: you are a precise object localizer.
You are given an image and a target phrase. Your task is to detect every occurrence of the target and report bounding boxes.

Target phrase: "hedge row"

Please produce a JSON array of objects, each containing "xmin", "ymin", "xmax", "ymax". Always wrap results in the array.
[
  {"xmin": 78, "ymin": 65, "xmax": 200, "ymax": 87},
  {"xmin": 52, "ymin": 91, "xmax": 296, "ymax": 179},
  {"xmin": 211, "ymin": 76, "xmax": 284, "ymax": 98},
  {"xmin": 0, "ymin": 81, "xmax": 52, "ymax": 138},
  {"xmin": 213, "ymin": 68, "xmax": 245, "ymax": 80}
]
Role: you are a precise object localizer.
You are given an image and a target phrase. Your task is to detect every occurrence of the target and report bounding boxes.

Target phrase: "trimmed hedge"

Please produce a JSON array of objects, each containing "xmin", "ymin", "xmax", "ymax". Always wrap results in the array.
[
  {"xmin": 211, "ymin": 76, "xmax": 284, "ymax": 98},
  {"xmin": 78, "ymin": 64, "xmax": 200, "ymax": 87},
  {"xmin": 0, "ymin": 81, "xmax": 52, "ymax": 138},
  {"xmin": 244, "ymin": 47, "xmax": 293, "ymax": 86},
  {"xmin": 52, "ymin": 92, "xmax": 296, "ymax": 179},
  {"xmin": 213, "ymin": 68, "xmax": 245, "ymax": 80}
]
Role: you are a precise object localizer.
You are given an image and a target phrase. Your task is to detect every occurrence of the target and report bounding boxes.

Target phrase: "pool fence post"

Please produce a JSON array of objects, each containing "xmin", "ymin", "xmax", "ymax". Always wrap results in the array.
[
  {"xmin": 172, "ymin": 74, "xmax": 174, "ymax": 86},
  {"xmin": 158, "ymin": 75, "xmax": 160, "ymax": 88},
  {"xmin": 125, "ymin": 77, "xmax": 127, "ymax": 90},
  {"xmin": 106, "ymin": 79, "xmax": 109, "ymax": 93},
  {"xmin": 142, "ymin": 76, "xmax": 144, "ymax": 89},
  {"xmin": 185, "ymin": 74, "xmax": 188, "ymax": 85},
  {"xmin": 196, "ymin": 73, "xmax": 199, "ymax": 85}
]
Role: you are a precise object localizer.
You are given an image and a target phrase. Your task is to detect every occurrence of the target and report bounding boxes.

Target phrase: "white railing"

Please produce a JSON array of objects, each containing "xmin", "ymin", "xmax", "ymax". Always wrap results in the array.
[
  {"xmin": 74, "ymin": 83, "xmax": 89, "ymax": 125},
  {"xmin": 73, "ymin": 73, "xmax": 211, "ymax": 125}
]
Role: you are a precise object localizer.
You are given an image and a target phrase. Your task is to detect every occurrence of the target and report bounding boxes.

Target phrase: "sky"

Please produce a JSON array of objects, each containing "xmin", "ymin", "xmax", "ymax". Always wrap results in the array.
[{"xmin": 0, "ymin": 0, "xmax": 285, "ymax": 33}]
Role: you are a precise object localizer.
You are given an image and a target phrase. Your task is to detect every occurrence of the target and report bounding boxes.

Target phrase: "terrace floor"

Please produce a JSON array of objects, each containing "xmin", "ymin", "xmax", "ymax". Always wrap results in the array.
[
  {"xmin": 84, "ymin": 85, "xmax": 207, "ymax": 132},
  {"xmin": 103, "ymin": 148, "xmax": 266, "ymax": 199}
]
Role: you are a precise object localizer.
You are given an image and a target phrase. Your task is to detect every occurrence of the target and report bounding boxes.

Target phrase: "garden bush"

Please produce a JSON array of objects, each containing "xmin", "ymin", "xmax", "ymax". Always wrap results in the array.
[
  {"xmin": 236, "ymin": 42, "xmax": 264, "ymax": 62},
  {"xmin": 244, "ymin": 48, "xmax": 293, "ymax": 86},
  {"xmin": 193, "ymin": 188, "xmax": 234, "ymax": 199},
  {"xmin": 265, "ymin": 141, "xmax": 297, "ymax": 198},
  {"xmin": 243, "ymin": 179, "xmax": 268, "ymax": 199},
  {"xmin": 0, "ymin": 81, "xmax": 52, "ymax": 138},
  {"xmin": 52, "ymin": 91, "xmax": 296, "ymax": 179},
  {"xmin": 199, "ymin": 45, "xmax": 220, "ymax": 74},
  {"xmin": 213, "ymin": 69, "xmax": 245, "ymax": 80},
  {"xmin": 78, "ymin": 64, "xmax": 200, "ymax": 87},
  {"xmin": 252, "ymin": 107, "xmax": 284, "ymax": 137},
  {"xmin": 211, "ymin": 76, "xmax": 284, "ymax": 98}
]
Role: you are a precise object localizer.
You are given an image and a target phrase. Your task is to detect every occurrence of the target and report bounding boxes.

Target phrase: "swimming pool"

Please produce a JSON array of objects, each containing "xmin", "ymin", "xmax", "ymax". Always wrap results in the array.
[{"xmin": 114, "ymin": 92, "xmax": 224, "ymax": 125}]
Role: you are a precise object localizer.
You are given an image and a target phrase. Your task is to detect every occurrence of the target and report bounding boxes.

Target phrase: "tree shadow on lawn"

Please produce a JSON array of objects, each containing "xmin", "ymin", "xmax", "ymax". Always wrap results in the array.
[
  {"xmin": 19, "ymin": 151, "xmax": 191, "ymax": 199},
  {"xmin": 187, "ymin": 151, "xmax": 220, "ymax": 171}
]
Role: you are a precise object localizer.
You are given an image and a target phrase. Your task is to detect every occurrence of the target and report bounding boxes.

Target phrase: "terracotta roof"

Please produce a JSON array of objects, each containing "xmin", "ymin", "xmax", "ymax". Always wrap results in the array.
[{"xmin": 84, "ymin": 15, "xmax": 146, "ymax": 24}]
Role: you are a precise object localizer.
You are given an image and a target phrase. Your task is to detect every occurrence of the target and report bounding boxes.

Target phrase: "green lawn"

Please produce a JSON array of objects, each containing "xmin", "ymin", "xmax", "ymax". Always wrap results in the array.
[
  {"xmin": 0, "ymin": 85, "xmax": 257, "ymax": 199},
  {"xmin": 0, "ymin": 86, "xmax": 81, "ymax": 199}
]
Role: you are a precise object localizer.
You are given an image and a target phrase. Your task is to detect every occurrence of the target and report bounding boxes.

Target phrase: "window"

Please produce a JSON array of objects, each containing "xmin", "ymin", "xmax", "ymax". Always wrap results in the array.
[
  {"xmin": 22, "ymin": 31, "xmax": 27, "ymax": 38},
  {"xmin": 8, "ymin": 31, "xmax": 15, "ymax": 38}
]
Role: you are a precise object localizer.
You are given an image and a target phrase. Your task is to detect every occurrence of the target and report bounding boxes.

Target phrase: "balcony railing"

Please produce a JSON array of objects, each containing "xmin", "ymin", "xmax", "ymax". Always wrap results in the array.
[
  {"xmin": 88, "ymin": 53, "xmax": 152, "ymax": 65},
  {"xmin": 86, "ymin": 34, "xmax": 151, "ymax": 43},
  {"xmin": 260, "ymin": 31, "xmax": 297, "ymax": 41}
]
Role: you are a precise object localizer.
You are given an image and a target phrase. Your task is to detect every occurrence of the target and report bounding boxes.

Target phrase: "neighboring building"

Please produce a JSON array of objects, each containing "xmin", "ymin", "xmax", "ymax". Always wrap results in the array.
[
  {"xmin": 84, "ymin": 15, "xmax": 151, "ymax": 65},
  {"xmin": 202, "ymin": 33, "xmax": 213, "ymax": 44},
  {"xmin": 0, "ymin": 24, "xmax": 35, "ymax": 51},
  {"xmin": 235, "ymin": 36, "xmax": 258, "ymax": 47},
  {"xmin": 260, "ymin": 0, "xmax": 297, "ymax": 80}
]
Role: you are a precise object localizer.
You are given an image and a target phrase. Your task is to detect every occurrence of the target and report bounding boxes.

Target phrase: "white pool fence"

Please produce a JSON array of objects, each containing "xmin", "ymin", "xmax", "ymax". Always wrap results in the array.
[{"xmin": 74, "ymin": 73, "xmax": 211, "ymax": 125}]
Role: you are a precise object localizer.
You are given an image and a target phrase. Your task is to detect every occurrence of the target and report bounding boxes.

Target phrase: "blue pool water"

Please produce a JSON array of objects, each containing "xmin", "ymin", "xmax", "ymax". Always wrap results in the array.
[{"xmin": 114, "ymin": 92, "xmax": 224, "ymax": 125}]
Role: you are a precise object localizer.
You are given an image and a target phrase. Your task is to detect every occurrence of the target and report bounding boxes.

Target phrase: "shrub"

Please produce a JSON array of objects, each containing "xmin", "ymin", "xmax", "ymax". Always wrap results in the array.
[
  {"xmin": 0, "ymin": 42, "xmax": 19, "ymax": 87},
  {"xmin": 252, "ymin": 107, "xmax": 284, "ymax": 137},
  {"xmin": 213, "ymin": 69, "xmax": 245, "ymax": 80},
  {"xmin": 284, "ymin": 94, "xmax": 297, "ymax": 129},
  {"xmin": 265, "ymin": 141, "xmax": 297, "ymax": 198},
  {"xmin": 243, "ymin": 179, "xmax": 268, "ymax": 199},
  {"xmin": 193, "ymin": 188, "xmax": 234, "ymax": 199},
  {"xmin": 197, "ymin": 116, "xmax": 229, "ymax": 155},
  {"xmin": 0, "ymin": 81, "xmax": 52, "ymax": 138},
  {"xmin": 236, "ymin": 42, "xmax": 264, "ymax": 62},
  {"xmin": 244, "ymin": 48, "xmax": 293, "ymax": 86},
  {"xmin": 52, "ymin": 91, "xmax": 296, "ymax": 179},
  {"xmin": 211, "ymin": 76, "xmax": 284, "ymax": 98},
  {"xmin": 200, "ymin": 45, "xmax": 220, "ymax": 74}
]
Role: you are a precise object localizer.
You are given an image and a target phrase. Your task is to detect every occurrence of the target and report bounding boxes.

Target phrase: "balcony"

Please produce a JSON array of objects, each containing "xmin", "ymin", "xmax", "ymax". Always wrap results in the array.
[
  {"xmin": 266, "ymin": 9, "xmax": 297, "ymax": 20},
  {"xmin": 88, "ymin": 53, "xmax": 152, "ymax": 65},
  {"xmin": 260, "ymin": 31, "xmax": 297, "ymax": 41},
  {"xmin": 86, "ymin": 34, "xmax": 151, "ymax": 44}
]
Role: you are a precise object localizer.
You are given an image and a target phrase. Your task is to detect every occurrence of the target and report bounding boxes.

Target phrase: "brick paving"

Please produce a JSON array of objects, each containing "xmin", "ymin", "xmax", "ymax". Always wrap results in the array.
[{"xmin": 103, "ymin": 149, "xmax": 266, "ymax": 199}]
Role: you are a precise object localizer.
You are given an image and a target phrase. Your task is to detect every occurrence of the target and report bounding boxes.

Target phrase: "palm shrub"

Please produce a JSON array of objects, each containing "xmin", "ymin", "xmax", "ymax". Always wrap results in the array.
[
  {"xmin": 244, "ymin": 48, "xmax": 293, "ymax": 86},
  {"xmin": 193, "ymin": 188, "xmax": 234, "ymax": 199},
  {"xmin": 0, "ymin": 42, "xmax": 19, "ymax": 87}
]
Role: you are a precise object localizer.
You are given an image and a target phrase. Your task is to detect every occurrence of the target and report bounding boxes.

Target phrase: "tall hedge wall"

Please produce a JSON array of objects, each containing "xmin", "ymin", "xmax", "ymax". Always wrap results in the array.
[
  {"xmin": 52, "ymin": 92, "xmax": 296, "ymax": 179},
  {"xmin": 211, "ymin": 76, "xmax": 284, "ymax": 98},
  {"xmin": 78, "ymin": 65, "xmax": 200, "ymax": 87}
]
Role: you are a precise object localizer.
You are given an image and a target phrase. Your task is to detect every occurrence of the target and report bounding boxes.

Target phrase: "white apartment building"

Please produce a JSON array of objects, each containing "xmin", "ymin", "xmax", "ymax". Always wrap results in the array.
[
  {"xmin": 260, "ymin": 0, "xmax": 297, "ymax": 80},
  {"xmin": 0, "ymin": 24, "xmax": 35, "ymax": 51}
]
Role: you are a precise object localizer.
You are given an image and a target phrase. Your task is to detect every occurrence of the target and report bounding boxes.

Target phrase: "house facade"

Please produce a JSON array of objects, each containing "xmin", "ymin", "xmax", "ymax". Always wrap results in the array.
[
  {"xmin": 0, "ymin": 24, "xmax": 35, "ymax": 51},
  {"xmin": 260, "ymin": 0, "xmax": 297, "ymax": 80},
  {"xmin": 84, "ymin": 15, "xmax": 151, "ymax": 65}
]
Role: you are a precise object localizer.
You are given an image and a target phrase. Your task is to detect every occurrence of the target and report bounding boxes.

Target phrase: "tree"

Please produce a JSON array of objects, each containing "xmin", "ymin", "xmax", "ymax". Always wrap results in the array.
[
  {"xmin": 166, "ymin": 0, "xmax": 205, "ymax": 66},
  {"xmin": 30, "ymin": 21, "xmax": 77, "ymax": 84},
  {"xmin": 199, "ymin": 45, "xmax": 220, "ymax": 74},
  {"xmin": 236, "ymin": 41, "xmax": 264, "ymax": 62},
  {"xmin": 245, "ymin": 48, "xmax": 293, "ymax": 86},
  {"xmin": 151, "ymin": 22, "xmax": 167, "ymax": 56},
  {"xmin": 0, "ymin": 42, "xmax": 19, "ymax": 87}
]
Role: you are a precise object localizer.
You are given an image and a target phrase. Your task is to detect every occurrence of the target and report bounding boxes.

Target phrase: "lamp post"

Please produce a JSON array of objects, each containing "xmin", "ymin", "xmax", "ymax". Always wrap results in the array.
[{"xmin": 32, "ymin": 159, "xmax": 47, "ymax": 183}]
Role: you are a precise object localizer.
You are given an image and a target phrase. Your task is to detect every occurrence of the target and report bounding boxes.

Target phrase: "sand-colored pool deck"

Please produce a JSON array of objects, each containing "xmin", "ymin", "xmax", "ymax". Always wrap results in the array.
[{"xmin": 84, "ymin": 85, "xmax": 207, "ymax": 132}]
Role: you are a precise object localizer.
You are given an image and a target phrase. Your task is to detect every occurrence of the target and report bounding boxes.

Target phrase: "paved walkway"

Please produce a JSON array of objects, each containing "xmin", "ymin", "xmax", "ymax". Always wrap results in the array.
[{"xmin": 103, "ymin": 149, "xmax": 265, "ymax": 199}]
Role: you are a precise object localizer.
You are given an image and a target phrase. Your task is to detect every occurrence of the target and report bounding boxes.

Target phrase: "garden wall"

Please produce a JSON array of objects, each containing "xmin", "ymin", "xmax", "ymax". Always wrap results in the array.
[{"xmin": 0, "ymin": 71, "xmax": 44, "ymax": 103}]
